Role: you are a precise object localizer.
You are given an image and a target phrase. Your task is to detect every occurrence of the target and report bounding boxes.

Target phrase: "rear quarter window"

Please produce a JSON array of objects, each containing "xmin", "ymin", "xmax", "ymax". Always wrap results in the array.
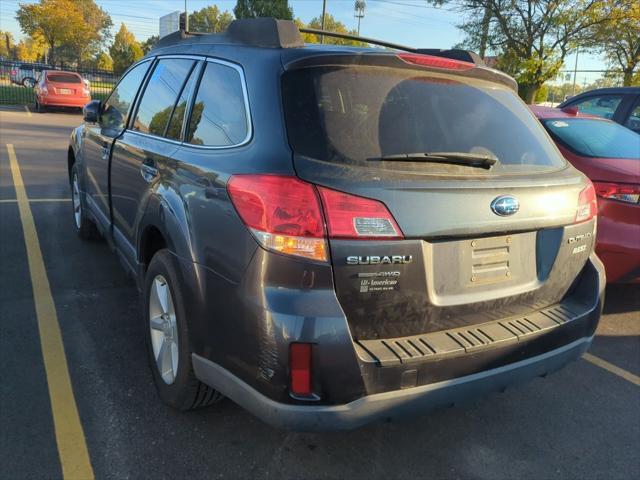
[
  {"xmin": 132, "ymin": 58, "xmax": 196, "ymax": 137},
  {"xmin": 186, "ymin": 61, "xmax": 249, "ymax": 147}
]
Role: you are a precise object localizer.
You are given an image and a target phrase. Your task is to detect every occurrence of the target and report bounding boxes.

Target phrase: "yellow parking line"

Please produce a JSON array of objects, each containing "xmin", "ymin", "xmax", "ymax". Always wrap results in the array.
[
  {"xmin": 24, "ymin": 105, "xmax": 32, "ymax": 117},
  {"xmin": 584, "ymin": 353, "xmax": 640, "ymax": 386},
  {"xmin": 0, "ymin": 198, "xmax": 71, "ymax": 203},
  {"xmin": 6, "ymin": 144, "xmax": 94, "ymax": 479}
]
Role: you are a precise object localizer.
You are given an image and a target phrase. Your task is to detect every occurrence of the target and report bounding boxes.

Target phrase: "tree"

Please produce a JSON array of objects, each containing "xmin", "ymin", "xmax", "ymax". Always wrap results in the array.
[
  {"xmin": 590, "ymin": 1, "xmax": 640, "ymax": 86},
  {"xmin": 109, "ymin": 24, "xmax": 144, "ymax": 74},
  {"xmin": 0, "ymin": 31, "xmax": 16, "ymax": 59},
  {"xmin": 66, "ymin": 0, "xmax": 112, "ymax": 67},
  {"xmin": 233, "ymin": 0, "xmax": 293, "ymax": 20},
  {"xmin": 432, "ymin": 1, "xmax": 614, "ymax": 102},
  {"xmin": 16, "ymin": 36, "xmax": 47, "ymax": 62},
  {"xmin": 16, "ymin": 0, "xmax": 81, "ymax": 66},
  {"xmin": 141, "ymin": 35, "xmax": 160, "ymax": 55},
  {"xmin": 95, "ymin": 52, "xmax": 113, "ymax": 71},
  {"xmin": 296, "ymin": 15, "xmax": 366, "ymax": 46},
  {"xmin": 189, "ymin": 5, "xmax": 234, "ymax": 33},
  {"xmin": 15, "ymin": 0, "xmax": 111, "ymax": 67}
]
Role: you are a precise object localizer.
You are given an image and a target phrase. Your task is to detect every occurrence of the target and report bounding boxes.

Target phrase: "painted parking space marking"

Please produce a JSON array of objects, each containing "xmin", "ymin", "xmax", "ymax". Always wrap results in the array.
[
  {"xmin": 584, "ymin": 353, "xmax": 640, "ymax": 386},
  {"xmin": 24, "ymin": 105, "xmax": 32, "ymax": 117},
  {"xmin": 6, "ymin": 144, "xmax": 94, "ymax": 479},
  {"xmin": 0, "ymin": 198, "xmax": 71, "ymax": 204}
]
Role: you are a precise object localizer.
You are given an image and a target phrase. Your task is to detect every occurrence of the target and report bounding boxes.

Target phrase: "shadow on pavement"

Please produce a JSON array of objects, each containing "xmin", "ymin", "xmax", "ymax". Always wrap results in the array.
[{"xmin": 604, "ymin": 284, "xmax": 640, "ymax": 314}]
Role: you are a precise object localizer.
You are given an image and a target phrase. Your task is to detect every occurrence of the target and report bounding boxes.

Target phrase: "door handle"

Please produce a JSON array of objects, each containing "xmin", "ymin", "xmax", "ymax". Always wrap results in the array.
[{"xmin": 140, "ymin": 162, "xmax": 159, "ymax": 182}]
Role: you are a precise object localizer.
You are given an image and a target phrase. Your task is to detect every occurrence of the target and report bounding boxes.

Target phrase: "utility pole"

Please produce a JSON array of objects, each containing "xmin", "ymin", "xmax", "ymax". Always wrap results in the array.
[
  {"xmin": 321, "ymin": 0, "xmax": 327, "ymax": 44},
  {"xmin": 572, "ymin": 49, "xmax": 579, "ymax": 96},
  {"xmin": 184, "ymin": 0, "xmax": 189, "ymax": 31},
  {"xmin": 354, "ymin": 1, "xmax": 366, "ymax": 36}
]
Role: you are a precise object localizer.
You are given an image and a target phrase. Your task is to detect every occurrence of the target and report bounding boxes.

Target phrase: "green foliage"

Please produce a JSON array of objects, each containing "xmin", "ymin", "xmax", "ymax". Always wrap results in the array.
[
  {"xmin": 96, "ymin": 52, "xmax": 114, "ymax": 71},
  {"xmin": 296, "ymin": 15, "xmax": 366, "ymax": 46},
  {"xmin": 16, "ymin": 0, "xmax": 112, "ymax": 67},
  {"xmin": 533, "ymin": 84, "xmax": 549, "ymax": 103},
  {"xmin": 589, "ymin": 1, "xmax": 640, "ymax": 87},
  {"xmin": 0, "ymin": 31, "xmax": 15, "ymax": 59},
  {"xmin": 437, "ymin": 0, "xmax": 615, "ymax": 102},
  {"xmin": 141, "ymin": 36, "xmax": 160, "ymax": 55},
  {"xmin": 189, "ymin": 5, "xmax": 234, "ymax": 33},
  {"xmin": 233, "ymin": 0, "xmax": 293, "ymax": 20},
  {"xmin": 16, "ymin": 36, "xmax": 47, "ymax": 62},
  {"xmin": 109, "ymin": 24, "xmax": 143, "ymax": 74}
]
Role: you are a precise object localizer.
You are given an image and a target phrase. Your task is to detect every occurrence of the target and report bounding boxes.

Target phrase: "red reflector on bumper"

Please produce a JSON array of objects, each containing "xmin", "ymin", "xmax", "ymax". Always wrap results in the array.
[{"xmin": 290, "ymin": 343, "xmax": 312, "ymax": 396}]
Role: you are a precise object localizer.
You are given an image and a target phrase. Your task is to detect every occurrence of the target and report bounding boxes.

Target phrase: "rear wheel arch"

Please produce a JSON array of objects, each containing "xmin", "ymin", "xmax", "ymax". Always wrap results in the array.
[
  {"xmin": 139, "ymin": 225, "xmax": 169, "ymax": 274},
  {"xmin": 67, "ymin": 146, "xmax": 75, "ymax": 182}
]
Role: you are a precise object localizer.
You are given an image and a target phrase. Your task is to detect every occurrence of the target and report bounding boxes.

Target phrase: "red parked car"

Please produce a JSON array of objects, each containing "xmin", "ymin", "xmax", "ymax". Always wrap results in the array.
[
  {"xmin": 33, "ymin": 70, "xmax": 91, "ymax": 112},
  {"xmin": 531, "ymin": 106, "xmax": 640, "ymax": 283}
]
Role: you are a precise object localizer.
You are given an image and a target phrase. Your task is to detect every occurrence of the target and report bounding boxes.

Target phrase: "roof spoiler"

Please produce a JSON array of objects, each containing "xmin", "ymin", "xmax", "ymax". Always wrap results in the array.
[{"xmin": 416, "ymin": 49, "xmax": 485, "ymax": 67}]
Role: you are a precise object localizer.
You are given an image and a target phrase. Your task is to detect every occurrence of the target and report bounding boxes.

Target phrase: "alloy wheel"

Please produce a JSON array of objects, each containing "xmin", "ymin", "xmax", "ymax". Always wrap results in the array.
[
  {"xmin": 148, "ymin": 275, "xmax": 179, "ymax": 384},
  {"xmin": 72, "ymin": 173, "xmax": 81, "ymax": 229}
]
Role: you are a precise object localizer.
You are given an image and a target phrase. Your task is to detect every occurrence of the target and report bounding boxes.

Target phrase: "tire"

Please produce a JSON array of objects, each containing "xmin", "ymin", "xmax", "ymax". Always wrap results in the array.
[
  {"xmin": 70, "ymin": 164, "xmax": 100, "ymax": 240},
  {"xmin": 144, "ymin": 249, "xmax": 223, "ymax": 410},
  {"xmin": 22, "ymin": 77, "xmax": 35, "ymax": 88}
]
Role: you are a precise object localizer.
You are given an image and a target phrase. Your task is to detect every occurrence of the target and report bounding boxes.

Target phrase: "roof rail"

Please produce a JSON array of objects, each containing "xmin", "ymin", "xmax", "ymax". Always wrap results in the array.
[
  {"xmin": 299, "ymin": 28, "xmax": 484, "ymax": 66},
  {"xmin": 299, "ymin": 27, "xmax": 415, "ymax": 52},
  {"xmin": 152, "ymin": 19, "xmax": 484, "ymax": 67}
]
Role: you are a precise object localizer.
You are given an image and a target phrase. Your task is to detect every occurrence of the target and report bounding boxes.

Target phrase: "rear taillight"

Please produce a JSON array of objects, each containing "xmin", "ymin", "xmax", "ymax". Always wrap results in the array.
[
  {"xmin": 289, "ymin": 343, "xmax": 312, "ymax": 396},
  {"xmin": 227, "ymin": 175, "xmax": 403, "ymax": 262},
  {"xmin": 397, "ymin": 53, "xmax": 475, "ymax": 71},
  {"xmin": 593, "ymin": 182, "xmax": 640, "ymax": 204},
  {"xmin": 317, "ymin": 187, "xmax": 403, "ymax": 239},
  {"xmin": 575, "ymin": 181, "xmax": 598, "ymax": 223},
  {"xmin": 227, "ymin": 175, "xmax": 327, "ymax": 261},
  {"xmin": 10, "ymin": 69, "xmax": 16, "ymax": 75}
]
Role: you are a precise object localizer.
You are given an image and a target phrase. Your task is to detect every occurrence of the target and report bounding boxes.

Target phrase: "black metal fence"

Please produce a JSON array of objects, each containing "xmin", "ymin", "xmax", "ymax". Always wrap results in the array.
[{"xmin": 0, "ymin": 60, "xmax": 120, "ymax": 106}]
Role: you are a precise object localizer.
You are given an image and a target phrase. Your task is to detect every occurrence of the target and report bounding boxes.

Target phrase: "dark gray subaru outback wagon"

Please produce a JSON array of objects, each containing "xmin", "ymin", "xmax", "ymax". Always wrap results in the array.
[{"xmin": 68, "ymin": 18, "xmax": 605, "ymax": 430}]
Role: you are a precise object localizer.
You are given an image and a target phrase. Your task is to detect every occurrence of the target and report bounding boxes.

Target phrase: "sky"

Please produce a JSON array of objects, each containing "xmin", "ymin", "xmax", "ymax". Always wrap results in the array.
[{"xmin": 0, "ymin": 0, "xmax": 606, "ymax": 79}]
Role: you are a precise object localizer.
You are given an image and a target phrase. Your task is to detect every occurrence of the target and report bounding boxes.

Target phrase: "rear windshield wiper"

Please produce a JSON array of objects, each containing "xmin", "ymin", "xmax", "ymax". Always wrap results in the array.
[{"xmin": 367, "ymin": 152, "xmax": 498, "ymax": 169}]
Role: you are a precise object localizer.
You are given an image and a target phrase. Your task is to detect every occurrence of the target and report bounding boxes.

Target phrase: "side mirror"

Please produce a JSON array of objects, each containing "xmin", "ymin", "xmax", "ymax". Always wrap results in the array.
[{"xmin": 83, "ymin": 100, "xmax": 102, "ymax": 123}]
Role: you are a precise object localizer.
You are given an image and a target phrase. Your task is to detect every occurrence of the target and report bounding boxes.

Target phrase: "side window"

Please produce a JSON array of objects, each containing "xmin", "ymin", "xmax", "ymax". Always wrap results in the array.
[
  {"xmin": 624, "ymin": 101, "xmax": 640, "ymax": 133},
  {"xmin": 165, "ymin": 63, "xmax": 200, "ymax": 141},
  {"xmin": 186, "ymin": 62, "xmax": 249, "ymax": 146},
  {"xmin": 571, "ymin": 95, "xmax": 623, "ymax": 120},
  {"xmin": 132, "ymin": 59, "xmax": 195, "ymax": 137},
  {"xmin": 102, "ymin": 61, "xmax": 150, "ymax": 133}
]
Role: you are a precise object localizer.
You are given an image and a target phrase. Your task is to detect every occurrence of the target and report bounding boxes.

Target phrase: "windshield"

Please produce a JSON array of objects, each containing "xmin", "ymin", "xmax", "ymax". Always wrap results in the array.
[
  {"xmin": 282, "ymin": 65, "xmax": 565, "ymax": 174},
  {"xmin": 543, "ymin": 118, "xmax": 640, "ymax": 159}
]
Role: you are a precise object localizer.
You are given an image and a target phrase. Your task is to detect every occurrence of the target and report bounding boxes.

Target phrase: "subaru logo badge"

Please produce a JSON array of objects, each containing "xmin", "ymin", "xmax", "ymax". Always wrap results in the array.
[{"xmin": 491, "ymin": 195, "xmax": 519, "ymax": 216}]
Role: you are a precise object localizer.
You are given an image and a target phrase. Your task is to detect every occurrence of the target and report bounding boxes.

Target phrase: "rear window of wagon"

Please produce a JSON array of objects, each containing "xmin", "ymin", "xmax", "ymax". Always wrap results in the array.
[{"xmin": 282, "ymin": 65, "xmax": 566, "ymax": 174}]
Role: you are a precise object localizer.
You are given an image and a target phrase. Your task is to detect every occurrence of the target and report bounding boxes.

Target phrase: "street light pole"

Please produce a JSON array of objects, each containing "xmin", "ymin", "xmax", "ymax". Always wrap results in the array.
[
  {"xmin": 354, "ymin": 1, "xmax": 366, "ymax": 36},
  {"xmin": 572, "ymin": 49, "xmax": 579, "ymax": 96},
  {"xmin": 321, "ymin": 0, "xmax": 327, "ymax": 44},
  {"xmin": 184, "ymin": 0, "xmax": 189, "ymax": 31}
]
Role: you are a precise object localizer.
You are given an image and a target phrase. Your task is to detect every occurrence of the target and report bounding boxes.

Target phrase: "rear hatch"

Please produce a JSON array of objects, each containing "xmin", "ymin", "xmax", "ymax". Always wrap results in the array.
[{"xmin": 281, "ymin": 52, "xmax": 595, "ymax": 340}]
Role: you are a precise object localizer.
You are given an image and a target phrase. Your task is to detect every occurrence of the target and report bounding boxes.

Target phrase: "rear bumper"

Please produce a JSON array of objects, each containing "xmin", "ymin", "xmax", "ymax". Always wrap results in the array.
[
  {"xmin": 193, "ymin": 336, "xmax": 592, "ymax": 431},
  {"xmin": 188, "ymin": 251, "xmax": 604, "ymax": 431},
  {"xmin": 39, "ymin": 95, "xmax": 89, "ymax": 107}
]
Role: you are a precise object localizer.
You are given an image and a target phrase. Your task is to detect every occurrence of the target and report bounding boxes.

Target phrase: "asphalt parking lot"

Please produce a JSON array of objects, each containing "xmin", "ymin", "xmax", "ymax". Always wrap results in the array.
[{"xmin": 0, "ymin": 105, "xmax": 639, "ymax": 480}]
